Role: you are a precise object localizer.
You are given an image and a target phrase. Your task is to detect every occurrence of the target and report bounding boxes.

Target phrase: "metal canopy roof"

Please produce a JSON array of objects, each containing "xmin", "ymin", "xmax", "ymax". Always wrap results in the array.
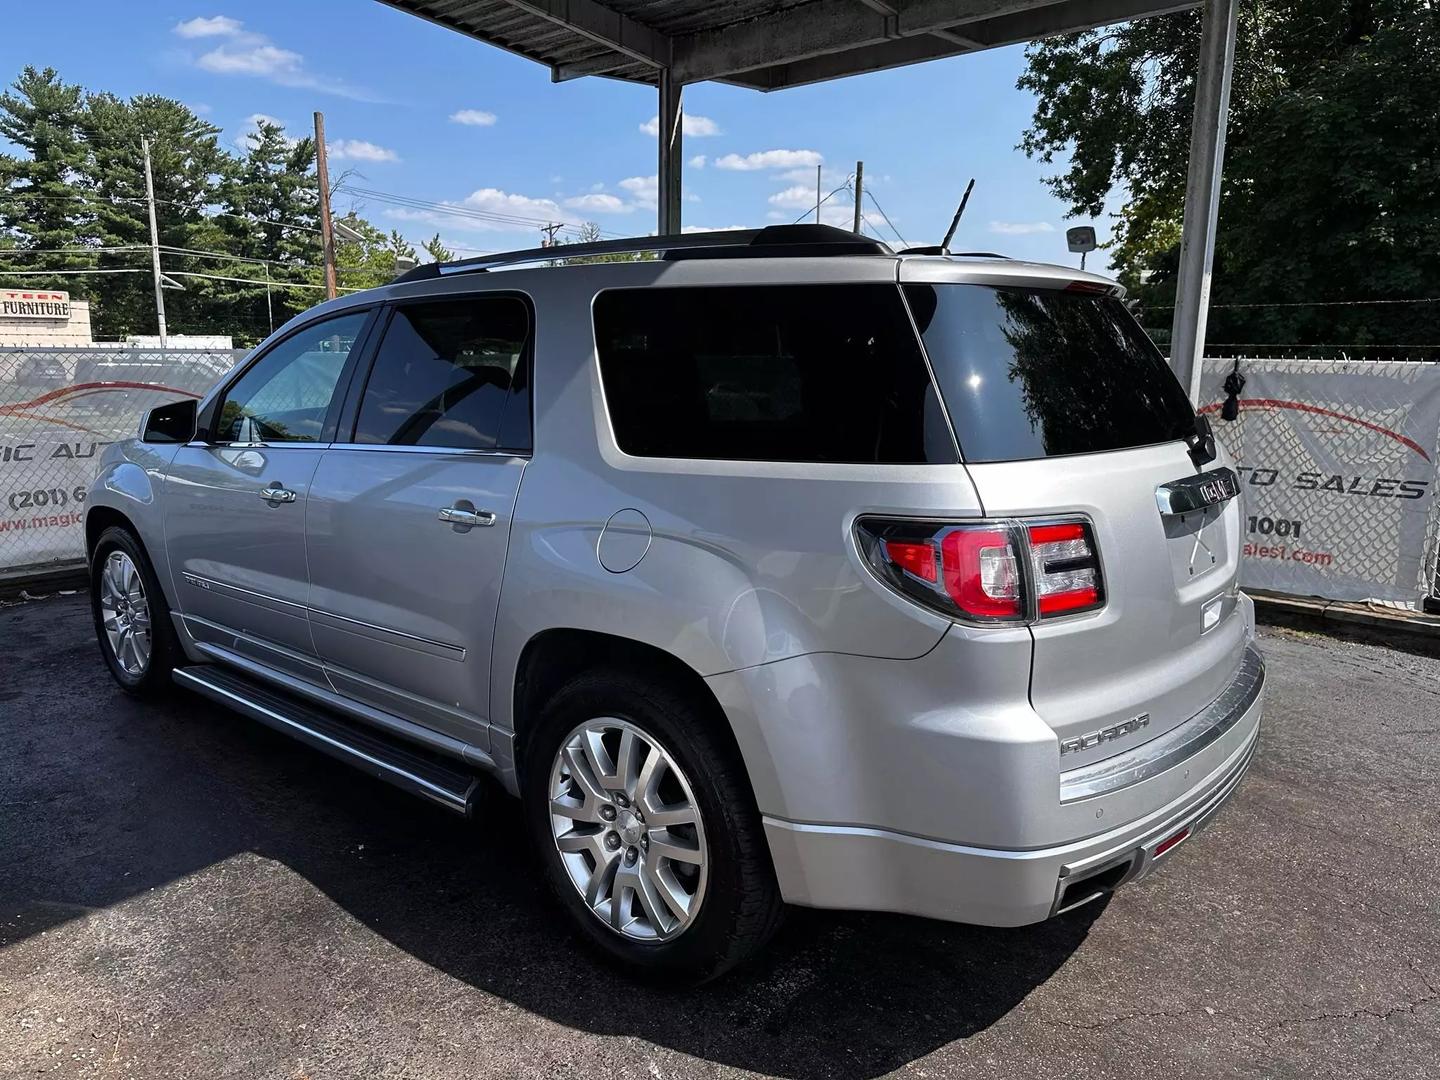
[{"xmin": 379, "ymin": 0, "xmax": 1199, "ymax": 91}]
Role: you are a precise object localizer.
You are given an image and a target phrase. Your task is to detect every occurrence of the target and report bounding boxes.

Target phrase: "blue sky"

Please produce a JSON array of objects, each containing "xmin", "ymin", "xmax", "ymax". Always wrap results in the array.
[{"xmin": 1, "ymin": 2, "xmax": 1102, "ymax": 266}]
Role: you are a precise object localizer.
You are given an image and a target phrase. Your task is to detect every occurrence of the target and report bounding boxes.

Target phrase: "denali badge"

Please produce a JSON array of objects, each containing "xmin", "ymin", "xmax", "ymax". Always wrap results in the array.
[{"xmin": 1060, "ymin": 713, "xmax": 1150, "ymax": 755}]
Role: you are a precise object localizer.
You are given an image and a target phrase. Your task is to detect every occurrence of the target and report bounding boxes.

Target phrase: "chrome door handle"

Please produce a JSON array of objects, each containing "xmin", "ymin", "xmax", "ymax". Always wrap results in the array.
[
  {"xmin": 259, "ymin": 485, "xmax": 297, "ymax": 504},
  {"xmin": 438, "ymin": 506, "xmax": 496, "ymax": 528}
]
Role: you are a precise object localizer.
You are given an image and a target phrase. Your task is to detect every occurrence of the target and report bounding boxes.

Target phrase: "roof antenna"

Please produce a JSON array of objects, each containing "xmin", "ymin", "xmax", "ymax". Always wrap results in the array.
[{"xmin": 940, "ymin": 178, "xmax": 975, "ymax": 254}]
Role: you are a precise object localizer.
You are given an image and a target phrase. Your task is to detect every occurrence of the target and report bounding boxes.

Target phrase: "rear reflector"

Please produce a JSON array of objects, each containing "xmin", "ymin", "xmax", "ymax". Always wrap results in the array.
[
  {"xmin": 856, "ymin": 515, "xmax": 1104, "ymax": 625},
  {"xmin": 1153, "ymin": 826, "xmax": 1191, "ymax": 859}
]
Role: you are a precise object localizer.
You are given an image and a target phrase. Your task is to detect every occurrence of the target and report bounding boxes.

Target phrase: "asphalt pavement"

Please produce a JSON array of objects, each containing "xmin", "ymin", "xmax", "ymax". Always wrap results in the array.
[{"xmin": 2, "ymin": 592, "xmax": 1437, "ymax": 1078}]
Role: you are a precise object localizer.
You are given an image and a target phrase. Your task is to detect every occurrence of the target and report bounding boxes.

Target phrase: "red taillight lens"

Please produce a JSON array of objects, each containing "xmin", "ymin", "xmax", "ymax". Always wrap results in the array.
[
  {"xmin": 1027, "ymin": 520, "xmax": 1103, "ymax": 617},
  {"xmin": 858, "ymin": 516, "xmax": 1104, "ymax": 625},
  {"xmin": 884, "ymin": 539, "xmax": 938, "ymax": 583},
  {"xmin": 940, "ymin": 528, "xmax": 1021, "ymax": 618}
]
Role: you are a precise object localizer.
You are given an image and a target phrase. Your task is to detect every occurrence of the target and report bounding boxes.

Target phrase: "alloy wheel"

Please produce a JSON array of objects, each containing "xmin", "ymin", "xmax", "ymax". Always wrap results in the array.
[
  {"xmin": 548, "ymin": 717, "xmax": 708, "ymax": 942},
  {"xmin": 99, "ymin": 551, "xmax": 152, "ymax": 676}
]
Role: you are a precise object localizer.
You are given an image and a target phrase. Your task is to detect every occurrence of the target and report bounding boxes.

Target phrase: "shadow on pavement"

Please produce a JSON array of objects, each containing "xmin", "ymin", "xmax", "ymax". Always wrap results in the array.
[{"xmin": 2, "ymin": 595, "xmax": 1098, "ymax": 1080}]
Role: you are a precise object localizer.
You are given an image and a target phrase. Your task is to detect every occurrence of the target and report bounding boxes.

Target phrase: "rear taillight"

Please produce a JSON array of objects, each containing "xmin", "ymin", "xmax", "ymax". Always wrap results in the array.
[{"xmin": 857, "ymin": 516, "xmax": 1104, "ymax": 625}]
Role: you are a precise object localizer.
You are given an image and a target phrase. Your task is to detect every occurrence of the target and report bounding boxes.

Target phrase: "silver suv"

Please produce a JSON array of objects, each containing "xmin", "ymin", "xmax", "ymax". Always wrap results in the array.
[{"xmin": 85, "ymin": 225, "xmax": 1263, "ymax": 981}]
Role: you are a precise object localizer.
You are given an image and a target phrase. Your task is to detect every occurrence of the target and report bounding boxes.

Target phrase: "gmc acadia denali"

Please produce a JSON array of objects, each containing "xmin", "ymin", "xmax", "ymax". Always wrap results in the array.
[{"xmin": 85, "ymin": 225, "xmax": 1264, "ymax": 980}]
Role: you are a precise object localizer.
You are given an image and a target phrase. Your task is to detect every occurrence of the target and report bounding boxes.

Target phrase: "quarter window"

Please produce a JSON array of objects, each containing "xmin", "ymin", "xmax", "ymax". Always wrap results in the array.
[
  {"xmin": 353, "ymin": 296, "xmax": 531, "ymax": 451},
  {"xmin": 593, "ymin": 284, "xmax": 954, "ymax": 463},
  {"xmin": 214, "ymin": 312, "xmax": 369, "ymax": 444}
]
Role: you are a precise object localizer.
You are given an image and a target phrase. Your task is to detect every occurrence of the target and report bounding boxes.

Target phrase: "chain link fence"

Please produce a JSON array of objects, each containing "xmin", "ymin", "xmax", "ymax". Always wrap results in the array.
[
  {"xmin": 1, "ymin": 346, "xmax": 243, "ymax": 580},
  {"xmin": 1198, "ymin": 356, "xmax": 1440, "ymax": 611},
  {"xmin": 4, "ymin": 345, "xmax": 1439, "ymax": 613}
]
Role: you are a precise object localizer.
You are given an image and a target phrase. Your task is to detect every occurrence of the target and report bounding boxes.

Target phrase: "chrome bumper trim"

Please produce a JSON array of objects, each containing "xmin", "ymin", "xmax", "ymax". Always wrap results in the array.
[{"xmin": 1060, "ymin": 645, "xmax": 1264, "ymax": 803}]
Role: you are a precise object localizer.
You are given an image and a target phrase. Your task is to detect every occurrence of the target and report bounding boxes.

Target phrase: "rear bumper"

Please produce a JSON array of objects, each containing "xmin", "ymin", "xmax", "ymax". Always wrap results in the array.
[{"xmin": 756, "ymin": 650, "xmax": 1263, "ymax": 927}]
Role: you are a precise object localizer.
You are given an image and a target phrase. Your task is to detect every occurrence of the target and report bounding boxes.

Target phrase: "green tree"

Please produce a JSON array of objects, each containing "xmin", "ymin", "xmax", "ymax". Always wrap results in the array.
[
  {"xmin": 0, "ymin": 67, "xmax": 91, "ymax": 293},
  {"xmin": 331, "ymin": 212, "xmax": 418, "ymax": 290},
  {"xmin": 216, "ymin": 119, "xmax": 321, "ymax": 339},
  {"xmin": 422, "ymin": 232, "xmax": 453, "ymax": 263},
  {"xmin": 80, "ymin": 92, "xmax": 230, "ymax": 338},
  {"xmin": 1019, "ymin": 0, "xmax": 1440, "ymax": 346}
]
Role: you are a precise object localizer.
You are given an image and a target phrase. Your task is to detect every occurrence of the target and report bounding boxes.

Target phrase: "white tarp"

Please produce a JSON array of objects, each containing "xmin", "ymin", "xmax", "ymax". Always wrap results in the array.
[{"xmin": 1198, "ymin": 358, "xmax": 1440, "ymax": 608}]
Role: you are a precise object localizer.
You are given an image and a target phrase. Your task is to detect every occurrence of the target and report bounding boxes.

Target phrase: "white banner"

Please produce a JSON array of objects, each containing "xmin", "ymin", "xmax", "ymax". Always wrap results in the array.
[
  {"xmin": 1, "ymin": 348, "xmax": 241, "ymax": 573},
  {"xmin": 1198, "ymin": 358, "xmax": 1440, "ymax": 608}
]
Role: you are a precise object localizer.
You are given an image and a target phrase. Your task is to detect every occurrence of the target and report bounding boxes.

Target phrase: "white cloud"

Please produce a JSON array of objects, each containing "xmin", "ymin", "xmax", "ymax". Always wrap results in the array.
[
  {"xmin": 682, "ymin": 225, "xmax": 748, "ymax": 233},
  {"xmin": 767, "ymin": 184, "xmax": 824, "ymax": 210},
  {"xmin": 329, "ymin": 139, "xmax": 399, "ymax": 163},
  {"xmin": 619, "ymin": 174, "xmax": 658, "ymax": 209},
  {"xmin": 174, "ymin": 15, "xmax": 242, "ymax": 38},
  {"xmin": 177, "ymin": 17, "xmax": 378, "ymax": 100},
  {"xmin": 384, "ymin": 187, "xmax": 571, "ymax": 235},
  {"xmin": 988, "ymin": 221, "xmax": 1057, "ymax": 236},
  {"xmin": 715, "ymin": 149, "xmax": 823, "ymax": 172},
  {"xmin": 640, "ymin": 114, "xmax": 721, "ymax": 137},
  {"xmin": 778, "ymin": 167, "xmax": 824, "ymax": 183},
  {"xmin": 450, "ymin": 109, "xmax": 497, "ymax": 127},
  {"xmin": 234, "ymin": 113, "xmax": 298, "ymax": 150},
  {"xmin": 689, "ymin": 155, "xmax": 707, "ymax": 169},
  {"xmin": 564, "ymin": 192, "xmax": 632, "ymax": 214}
]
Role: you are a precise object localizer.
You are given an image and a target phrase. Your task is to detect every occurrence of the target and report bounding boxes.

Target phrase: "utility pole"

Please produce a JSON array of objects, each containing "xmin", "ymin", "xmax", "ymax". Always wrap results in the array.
[
  {"xmin": 815, "ymin": 165, "xmax": 822, "ymax": 224},
  {"xmin": 852, "ymin": 160, "xmax": 864, "ymax": 234},
  {"xmin": 313, "ymin": 111, "xmax": 337, "ymax": 301},
  {"xmin": 263, "ymin": 262, "xmax": 274, "ymax": 335},
  {"xmin": 539, "ymin": 222, "xmax": 562, "ymax": 247},
  {"xmin": 141, "ymin": 135, "xmax": 168, "ymax": 348}
]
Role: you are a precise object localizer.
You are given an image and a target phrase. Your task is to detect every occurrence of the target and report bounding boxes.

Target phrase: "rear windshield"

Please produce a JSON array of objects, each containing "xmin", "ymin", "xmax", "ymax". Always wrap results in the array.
[{"xmin": 903, "ymin": 284, "xmax": 1196, "ymax": 462}]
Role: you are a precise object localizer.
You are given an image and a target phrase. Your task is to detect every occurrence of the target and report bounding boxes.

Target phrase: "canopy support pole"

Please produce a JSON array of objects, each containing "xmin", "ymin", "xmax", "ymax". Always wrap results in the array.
[
  {"xmin": 1169, "ymin": 0, "xmax": 1239, "ymax": 402},
  {"xmin": 658, "ymin": 68, "xmax": 683, "ymax": 235}
]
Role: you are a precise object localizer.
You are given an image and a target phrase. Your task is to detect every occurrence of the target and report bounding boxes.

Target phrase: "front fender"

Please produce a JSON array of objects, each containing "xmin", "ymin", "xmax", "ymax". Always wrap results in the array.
[{"xmin": 86, "ymin": 439, "xmax": 181, "ymax": 605}]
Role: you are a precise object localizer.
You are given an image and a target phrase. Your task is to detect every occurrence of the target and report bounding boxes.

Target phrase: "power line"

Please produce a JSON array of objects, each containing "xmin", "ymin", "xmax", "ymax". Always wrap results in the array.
[
  {"xmin": 792, "ymin": 178, "xmax": 854, "ymax": 225},
  {"xmin": 864, "ymin": 189, "xmax": 908, "ymax": 248}
]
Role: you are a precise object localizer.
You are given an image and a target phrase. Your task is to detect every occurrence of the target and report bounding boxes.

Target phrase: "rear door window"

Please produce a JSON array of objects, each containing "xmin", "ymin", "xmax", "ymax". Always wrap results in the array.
[
  {"xmin": 593, "ymin": 284, "xmax": 955, "ymax": 463},
  {"xmin": 903, "ymin": 284, "xmax": 1195, "ymax": 462},
  {"xmin": 353, "ymin": 295, "xmax": 531, "ymax": 451}
]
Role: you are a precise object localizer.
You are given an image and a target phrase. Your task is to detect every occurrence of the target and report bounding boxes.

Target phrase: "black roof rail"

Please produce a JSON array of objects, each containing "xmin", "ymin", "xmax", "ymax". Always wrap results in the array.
[
  {"xmin": 897, "ymin": 246, "xmax": 1012, "ymax": 258},
  {"xmin": 394, "ymin": 224, "xmax": 891, "ymax": 283}
]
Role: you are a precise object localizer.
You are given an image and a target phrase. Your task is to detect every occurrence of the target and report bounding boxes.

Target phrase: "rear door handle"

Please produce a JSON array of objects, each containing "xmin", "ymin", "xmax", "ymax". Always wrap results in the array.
[
  {"xmin": 438, "ymin": 506, "xmax": 496, "ymax": 528},
  {"xmin": 259, "ymin": 485, "xmax": 298, "ymax": 504}
]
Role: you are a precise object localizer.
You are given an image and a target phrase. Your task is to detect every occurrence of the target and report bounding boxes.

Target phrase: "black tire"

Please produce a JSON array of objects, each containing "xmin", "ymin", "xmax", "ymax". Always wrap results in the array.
[
  {"xmin": 90, "ymin": 525, "xmax": 182, "ymax": 697},
  {"xmin": 523, "ymin": 668, "xmax": 784, "ymax": 983}
]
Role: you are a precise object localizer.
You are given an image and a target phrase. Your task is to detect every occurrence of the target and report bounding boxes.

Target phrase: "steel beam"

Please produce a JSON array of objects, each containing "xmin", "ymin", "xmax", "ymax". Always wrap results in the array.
[
  {"xmin": 657, "ymin": 68, "xmax": 683, "ymax": 235},
  {"xmin": 498, "ymin": 0, "xmax": 670, "ymax": 69},
  {"xmin": 1169, "ymin": 0, "xmax": 1239, "ymax": 401},
  {"xmin": 671, "ymin": 0, "xmax": 1043, "ymax": 84}
]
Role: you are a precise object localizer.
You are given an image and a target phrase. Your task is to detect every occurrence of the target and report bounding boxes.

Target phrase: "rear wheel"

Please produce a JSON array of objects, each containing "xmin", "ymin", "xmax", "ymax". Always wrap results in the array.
[
  {"xmin": 524, "ymin": 668, "xmax": 783, "ymax": 982},
  {"xmin": 90, "ymin": 526, "xmax": 180, "ymax": 696}
]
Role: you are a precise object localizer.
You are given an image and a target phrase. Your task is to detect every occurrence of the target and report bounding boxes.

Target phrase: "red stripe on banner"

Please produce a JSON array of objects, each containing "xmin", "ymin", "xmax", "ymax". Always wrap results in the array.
[
  {"xmin": 0, "ymin": 380, "xmax": 203, "ymax": 416},
  {"xmin": 0, "ymin": 409, "xmax": 100, "ymax": 435},
  {"xmin": 1199, "ymin": 398, "xmax": 1431, "ymax": 462}
]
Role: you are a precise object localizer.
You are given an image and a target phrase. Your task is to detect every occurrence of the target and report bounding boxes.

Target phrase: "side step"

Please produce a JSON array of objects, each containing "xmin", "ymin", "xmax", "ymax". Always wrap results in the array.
[{"xmin": 174, "ymin": 664, "xmax": 481, "ymax": 816}]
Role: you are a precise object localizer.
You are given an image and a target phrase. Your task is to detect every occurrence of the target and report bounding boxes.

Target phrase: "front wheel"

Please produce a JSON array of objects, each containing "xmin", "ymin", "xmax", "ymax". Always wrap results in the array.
[
  {"xmin": 524, "ymin": 669, "xmax": 783, "ymax": 982},
  {"xmin": 90, "ymin": 526, "xmax": 181, "ymax": 696}
]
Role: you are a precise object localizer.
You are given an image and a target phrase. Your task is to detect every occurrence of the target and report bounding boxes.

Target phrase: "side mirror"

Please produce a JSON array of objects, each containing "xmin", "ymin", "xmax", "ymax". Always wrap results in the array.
[
  {"xmin": 1186, "ymin": 412, "xmax": 1218, "ymax": 469},
  {"xmin": 141, "ymin": 398, "xmax": 199, "ymax": 444}
]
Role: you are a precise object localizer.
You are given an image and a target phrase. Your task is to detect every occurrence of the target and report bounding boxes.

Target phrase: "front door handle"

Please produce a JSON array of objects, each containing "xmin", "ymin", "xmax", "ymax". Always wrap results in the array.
[
  {"xmin": 438, "ymin": 505, "xmax": 496, "ymax": 528},
  {"xmin": 259, "ymin": 485, "xmax": 298, "ymax": 504}
]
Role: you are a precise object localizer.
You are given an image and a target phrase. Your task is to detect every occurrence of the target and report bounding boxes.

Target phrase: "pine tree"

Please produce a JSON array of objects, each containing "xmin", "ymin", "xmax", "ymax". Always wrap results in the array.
[{"xmin": 0, "ymin": 67, "xmax": 91, "ymax": 294}]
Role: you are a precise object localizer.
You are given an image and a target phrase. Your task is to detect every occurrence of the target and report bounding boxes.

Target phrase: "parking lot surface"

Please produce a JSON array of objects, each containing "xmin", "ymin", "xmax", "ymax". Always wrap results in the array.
[{"xmin": 2, "ymin": 593, "xmax": 1437, "ymax": 1079}]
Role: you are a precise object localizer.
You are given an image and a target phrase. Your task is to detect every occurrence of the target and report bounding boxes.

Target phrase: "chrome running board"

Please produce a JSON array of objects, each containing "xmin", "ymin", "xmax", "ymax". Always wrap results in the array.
[{"xmin": 174, "ymin": 665, "xmax": 480, "ymax": 816}]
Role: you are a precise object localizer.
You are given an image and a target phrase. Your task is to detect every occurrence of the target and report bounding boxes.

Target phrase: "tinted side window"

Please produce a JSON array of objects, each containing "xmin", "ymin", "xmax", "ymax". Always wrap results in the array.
[
  {"xmin": 903, "ymin": 284, "xmax": 1196, "ymax": 462},
  {"xmin": 593, "ymin": 284, "xmax": 954, "ymax": 463},
  {"xmin": 215, "ymin": 311, "xmax": 368, "ymax": 443},
  {"xmin": 354, "ymin": 296, "xmax": 531, "ymax": 451}
]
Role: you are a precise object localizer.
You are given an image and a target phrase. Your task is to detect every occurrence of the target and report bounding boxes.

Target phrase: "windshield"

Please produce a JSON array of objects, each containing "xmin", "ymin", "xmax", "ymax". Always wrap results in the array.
[{"xmin": 903, "ymin": 283, "xmax": 1196, "ymax": 463}]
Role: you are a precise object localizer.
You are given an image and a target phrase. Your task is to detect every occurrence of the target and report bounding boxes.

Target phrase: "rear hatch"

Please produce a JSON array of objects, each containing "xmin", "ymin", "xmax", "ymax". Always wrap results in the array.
[{"xmin": 902, "ymin": 271, "xmax": 1248, "ymax": 767}]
